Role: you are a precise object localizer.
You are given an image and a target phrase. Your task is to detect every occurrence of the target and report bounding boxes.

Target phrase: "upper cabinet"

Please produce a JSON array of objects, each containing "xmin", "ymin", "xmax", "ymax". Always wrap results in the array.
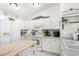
[
  {"xmin": 25, "ymin": 19, "xmax": 44, "ymax": 30},
  {"xmin": 32, "ymin": 19, "xmax": 43, "ymax": 30},
  {"xmin": 25, "ymin": 18, "xmax": 60, "ymax": 30},
  {"xmin": 43, "ymin": 18, "xmax": 52, "ymax": 29},
  {"xmin": 33, "ymin": 18, "xmax": 60, "ymax": 29},
  {"xmin": 51, "ymin": 18, "xmax": 60, "ymax": 29},
  {"xmin": 43, "ymin": 18, "xmax": 60, "ymax": 29}
]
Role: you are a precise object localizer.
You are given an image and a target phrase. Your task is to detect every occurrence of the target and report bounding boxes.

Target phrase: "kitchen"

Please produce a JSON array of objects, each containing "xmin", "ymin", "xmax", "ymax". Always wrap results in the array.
[{"xmin": 0, "ymin": 3, "xmax": 79, "ymax": 56}]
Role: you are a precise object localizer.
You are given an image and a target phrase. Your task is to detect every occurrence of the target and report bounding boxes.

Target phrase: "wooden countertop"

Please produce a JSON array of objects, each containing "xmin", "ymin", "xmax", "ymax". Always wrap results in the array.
[{"xmin": 0, "ymin": 40, "xmax": 36, "ymax": 56}]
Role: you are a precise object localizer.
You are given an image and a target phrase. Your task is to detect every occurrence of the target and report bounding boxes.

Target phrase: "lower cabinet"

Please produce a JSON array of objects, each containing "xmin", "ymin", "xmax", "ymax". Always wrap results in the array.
[
  {"xmin": 42, "ymin": 37, "xmax": 50, "ymax": 51},
  {"xmin": 49, "ymin": 38, "xmax": 60, "ymax": 54},
  {"xmin": 18, "ymin": 47, "xmax": 34, "ymax": 56},
  {"xmin": 42, "ymin": 37, "xmax": 60, "ymax": 54}
]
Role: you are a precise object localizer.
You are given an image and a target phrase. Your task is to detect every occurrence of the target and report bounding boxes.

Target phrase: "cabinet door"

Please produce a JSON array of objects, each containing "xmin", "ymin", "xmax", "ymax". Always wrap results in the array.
[
  {"xmin": 43, "ymin": 19, "xmax": 51, "ymax": 29},
  {"xmin": 52, "ymin": 18, "xmax": 60, "ymax": 29},
  {"xmin": 49, "ymin": 38, "xmax": 60, "ymax": 54},
  {"xmin": 42, "ymin": 37, "xmax": 50, "ymax": 51}
]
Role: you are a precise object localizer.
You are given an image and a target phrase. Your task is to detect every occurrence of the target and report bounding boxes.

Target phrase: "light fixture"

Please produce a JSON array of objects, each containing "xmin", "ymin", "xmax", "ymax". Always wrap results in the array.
[
  {"xmin": 9, "ymin": 3, "xmax": 18, "ymax": 7},
  {"xmin": 33, "ymin": 3, "xmax": 40, "ymax": 8}
]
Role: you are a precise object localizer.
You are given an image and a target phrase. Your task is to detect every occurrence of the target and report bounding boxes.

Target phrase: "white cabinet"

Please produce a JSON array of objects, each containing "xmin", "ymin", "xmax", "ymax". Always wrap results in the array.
[
  {"xmin": 43, "ymin": 18, "xmax": 60, "ymax": 29},
  {"xmin": 25, "ymin": 18, "xmax": 60, "ymax": 30},
  {"xmin": 42, "ymin": 37, "xmax": 50, "ymax": 51},
  {"xmin": 43, "ymin": 19, "xmax": 52, "ymax": 29},
  {"xmin": 42, "ymin": 37, "xmax": 60, "ymax": 54},
  {"xmin": 49, "ymin": 38, "xmax": 60, "ymax": 54},
  {"xmin": 32, "ymin": 19, "xmax": 43, "ymax": 30},
  {"xmin": 51, "ymin": 18, "xmax": 60, "ymax": 29},
  {"xmin": 25, "ymin": 19, "xmax": 43, "ymax": 30}
]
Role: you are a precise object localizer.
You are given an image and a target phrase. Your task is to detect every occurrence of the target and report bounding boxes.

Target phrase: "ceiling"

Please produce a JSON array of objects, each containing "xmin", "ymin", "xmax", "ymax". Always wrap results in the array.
[{"xmin": 0, "ymin": 3, "xmax": 57, "ymax": 20}]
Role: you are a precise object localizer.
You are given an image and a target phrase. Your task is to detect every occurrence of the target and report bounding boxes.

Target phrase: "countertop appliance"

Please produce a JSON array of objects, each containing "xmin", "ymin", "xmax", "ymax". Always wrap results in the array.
[
  {"xmin": 43, "ymin": 30, "xmax": 50, "ymax": 36},
  {"xmin": 53, "ymin": 30, "xmax": 60, "ymax": 37},
  {"xmin": 43, "ymin": 29, "xmax": 60, "ymax": 37}
]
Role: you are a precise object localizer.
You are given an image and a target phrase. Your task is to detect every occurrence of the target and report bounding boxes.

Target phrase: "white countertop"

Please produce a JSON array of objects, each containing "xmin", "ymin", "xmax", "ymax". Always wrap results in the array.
[{"xmin": 61, "ymin": 37, "xmax": 79, "ymax": 56}]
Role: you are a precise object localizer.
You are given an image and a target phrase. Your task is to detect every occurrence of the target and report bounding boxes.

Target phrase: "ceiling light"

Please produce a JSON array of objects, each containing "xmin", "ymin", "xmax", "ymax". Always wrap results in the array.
[{"xmin": 33, "ymin": 3, "xmax": 40, "ymax": 8}]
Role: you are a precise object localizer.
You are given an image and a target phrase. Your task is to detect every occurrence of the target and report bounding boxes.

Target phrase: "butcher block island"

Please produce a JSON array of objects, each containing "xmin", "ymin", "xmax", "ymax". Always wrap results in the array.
[{"xmin": 0, "ymin": 40, "xmax": 36, "ymax": 56}]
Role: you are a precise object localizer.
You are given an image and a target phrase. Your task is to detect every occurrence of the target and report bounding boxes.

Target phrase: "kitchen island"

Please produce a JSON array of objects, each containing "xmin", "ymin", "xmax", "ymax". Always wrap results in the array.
[
  {"xmin": 61, "ymin": 37, "xmax": 79, "ymax": 56},
  {"xmin": 0, "ymin": 40, "xmax": 36, "ymax": 56}
]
